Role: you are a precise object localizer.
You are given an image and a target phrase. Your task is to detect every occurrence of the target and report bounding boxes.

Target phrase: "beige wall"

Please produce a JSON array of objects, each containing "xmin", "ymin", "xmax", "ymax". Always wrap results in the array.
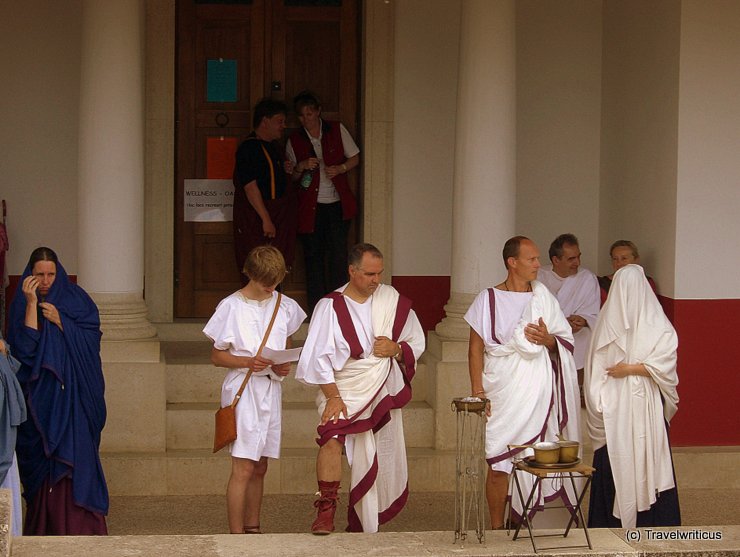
[
  {"xmin": 3, "ymin": 1, "xmax": 739, "ymax": 304},
  {"xmin": 391, "ymin": 0, "xmax": 460, "ymax": 276},
  {"xmin": 515, "ymin": 0, "xmax": 603, "ymax": 272},
  {"xmin": 675, "ymin": 0, "xmax": 740, "ymax": 299},
  {"xmin": 599, "ymin": 0, "xmax": 681, "ymax": 296},
  {"xmin": 0, "ymin": 1, "xmax": 82, "ymax": 274}
]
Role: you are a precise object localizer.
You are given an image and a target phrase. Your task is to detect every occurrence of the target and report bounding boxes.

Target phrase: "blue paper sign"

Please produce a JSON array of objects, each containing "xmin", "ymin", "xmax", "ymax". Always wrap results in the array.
[{"xmin": 207, "ymin": 59, "xmax": 237, "ymax": 103}]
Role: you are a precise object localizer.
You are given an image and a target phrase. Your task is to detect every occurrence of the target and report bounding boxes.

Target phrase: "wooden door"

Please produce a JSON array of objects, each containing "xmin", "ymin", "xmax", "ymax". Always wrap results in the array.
[{"xmin": 175, "ymin": 0, "xmax": 360, "ymax": 318}]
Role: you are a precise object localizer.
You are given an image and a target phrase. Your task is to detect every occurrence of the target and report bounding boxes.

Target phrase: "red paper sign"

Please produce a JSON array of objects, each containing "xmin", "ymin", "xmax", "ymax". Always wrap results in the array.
[{"xmin": 207, "ymin": 137, "xmax": 238, "ymax": 179}]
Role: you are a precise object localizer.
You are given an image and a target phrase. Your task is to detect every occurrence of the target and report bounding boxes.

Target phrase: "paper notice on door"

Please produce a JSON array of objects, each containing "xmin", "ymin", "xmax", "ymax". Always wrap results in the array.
[{"xmin": 183, "ymin": 179, "xmax": 233, "ymax": 221}]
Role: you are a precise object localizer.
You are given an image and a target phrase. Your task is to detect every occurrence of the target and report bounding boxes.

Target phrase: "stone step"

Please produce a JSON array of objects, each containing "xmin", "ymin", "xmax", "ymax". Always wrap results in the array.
[
  {"xmin": 166, "ymin": 400, "xmax": 435, "ymax": 451},
  {"xmin": 164, "ymin": 339, "xmax": 429, "ymax": 405},
  {"xmin": 101, "ymin": 447, "xmax": 457, "ymax": 496},
  {"xmin": 100, "ymin": 445, "xmax": 740, "ymax": 497}
]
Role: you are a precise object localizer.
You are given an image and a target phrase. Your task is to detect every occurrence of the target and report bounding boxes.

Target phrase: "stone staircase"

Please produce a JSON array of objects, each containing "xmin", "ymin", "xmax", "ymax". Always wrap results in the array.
[
  {"xmin": 99, "ymin": 323, "xmax": 739, "ymax": 498},
  {"xmin": 101, "ymin": 323, "xmax": 456, "ymax": 496}
]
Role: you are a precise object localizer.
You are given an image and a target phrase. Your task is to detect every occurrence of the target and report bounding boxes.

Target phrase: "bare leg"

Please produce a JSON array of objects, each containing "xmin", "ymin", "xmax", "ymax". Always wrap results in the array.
[
  {"xmin": 226, "ymin": 457, "xmax": 257, "ymax": 534},
  {"xmin": 317, "ymin": 438, "xmax": 343, "ymax": 481},
  {"xmin": 243, "ymin": 457, "xmax": 268, "ymax": 531},
  {"xmin": 486, "ymin": 469, "xmax": 510, "ymax": 529},
  {"xmin": 312, "ymin": 438, "xmax": 343, "ymax": 534}
]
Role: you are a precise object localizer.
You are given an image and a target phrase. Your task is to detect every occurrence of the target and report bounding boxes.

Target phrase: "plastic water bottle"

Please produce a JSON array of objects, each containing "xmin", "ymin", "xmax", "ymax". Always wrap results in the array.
[{"xmin": 300, "ymin": 168, "xmax": 314, "ymax": 189}]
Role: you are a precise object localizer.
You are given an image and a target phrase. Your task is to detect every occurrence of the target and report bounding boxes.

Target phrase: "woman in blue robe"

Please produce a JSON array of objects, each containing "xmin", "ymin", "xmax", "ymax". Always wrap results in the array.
[{"xmin": 7, "ymin": 247, "xmax": 108, "ymax": 535}]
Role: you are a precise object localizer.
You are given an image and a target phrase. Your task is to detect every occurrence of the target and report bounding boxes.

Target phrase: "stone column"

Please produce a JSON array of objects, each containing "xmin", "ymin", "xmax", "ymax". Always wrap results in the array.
[
  {"xmin": 77, "ymin": 0, "xmax": 156, "ymax": 342},
  {"xmin": 77, "ymin": 0, "xmax": 165, "ymax": 459},
  {"xmin": 428, "ymin": 0, "xmax": 517, "ymax": 450},
  {"xmin": 363, "ymin": 0, "xmax": 395, "ymax": 276},
  {"xmin": 435, "ymin": 0, "xmax": 517, "ymax": 340}
]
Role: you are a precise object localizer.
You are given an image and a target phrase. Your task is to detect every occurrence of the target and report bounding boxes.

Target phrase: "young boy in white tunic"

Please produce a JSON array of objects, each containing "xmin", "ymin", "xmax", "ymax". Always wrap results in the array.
[{"xmin": 203, "ymin": 246, "xmax": 306, "ymax": 534}]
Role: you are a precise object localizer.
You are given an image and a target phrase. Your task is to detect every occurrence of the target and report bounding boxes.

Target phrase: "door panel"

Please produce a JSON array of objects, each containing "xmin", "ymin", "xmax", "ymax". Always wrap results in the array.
[{"xmin": 175, "ymin": 0, "xmax": 359, "ymax": 318}]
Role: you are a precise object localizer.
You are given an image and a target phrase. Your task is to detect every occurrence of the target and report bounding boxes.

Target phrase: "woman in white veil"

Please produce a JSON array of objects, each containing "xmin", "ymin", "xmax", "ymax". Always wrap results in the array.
[{"xmin": 584, "ymin": 264, "xmax": 680, "ymax": 528}]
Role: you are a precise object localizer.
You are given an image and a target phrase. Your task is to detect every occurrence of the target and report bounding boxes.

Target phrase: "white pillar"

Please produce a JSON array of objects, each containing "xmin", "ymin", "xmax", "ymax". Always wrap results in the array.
[
  {"xmin": 436, "ymin": 0, "xmax": 517, "ymax": 340},
  {"xmin": 78, "ymin": 0, "xmax": 156, "ymax": 340}
]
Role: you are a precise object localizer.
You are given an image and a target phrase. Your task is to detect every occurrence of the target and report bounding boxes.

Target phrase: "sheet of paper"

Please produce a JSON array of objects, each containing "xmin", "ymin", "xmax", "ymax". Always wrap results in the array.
[
  {"xmin": 207, "ymin": 136, "xmax": 238, "ymax": 179},
  {"xmin": 183, "ymin": 179, "xmax": 233, "ymax": 222},
  {"xmin": 207, "ymin": 59, "xmax": 237, "ymax": 102},
  {"xmin": 262, "ymin": 346, "xmax": 302, "ymax": 365}
]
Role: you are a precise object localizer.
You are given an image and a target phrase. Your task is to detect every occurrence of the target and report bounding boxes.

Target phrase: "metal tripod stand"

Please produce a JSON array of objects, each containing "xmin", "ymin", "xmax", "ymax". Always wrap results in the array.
[{"xmin": 452, "ymin": 397, "xmax": 489, "ymax": 544}]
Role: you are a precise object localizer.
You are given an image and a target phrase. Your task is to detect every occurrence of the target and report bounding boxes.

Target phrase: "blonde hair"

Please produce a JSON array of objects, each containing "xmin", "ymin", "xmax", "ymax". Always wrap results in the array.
[
  {"xmin": 242, "ymin": 246, "xmax": 287, "ymax": 286},
  {"xmin": 609, "ymin": 240, "xmax": 639, "ymax": 259}
]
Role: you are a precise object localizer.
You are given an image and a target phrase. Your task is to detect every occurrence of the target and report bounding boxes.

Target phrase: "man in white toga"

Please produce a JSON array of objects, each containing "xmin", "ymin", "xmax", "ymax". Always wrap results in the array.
[
  {"xmin": 537, "ymin": 233, "xmax": 600, "ymax": 405},
  {"xmin": 295, "ymin": 243, "xmax": 425, "ymax": 534},
  {"xmin": 465, "ymin": 236, "xmax": 581, "ymax": 529}
]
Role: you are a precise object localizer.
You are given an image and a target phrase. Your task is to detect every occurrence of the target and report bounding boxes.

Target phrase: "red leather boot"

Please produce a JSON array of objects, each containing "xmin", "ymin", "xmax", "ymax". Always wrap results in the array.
[{"xmin": 311, "ymin": 480, "xmax": 340, "ymax": 535}]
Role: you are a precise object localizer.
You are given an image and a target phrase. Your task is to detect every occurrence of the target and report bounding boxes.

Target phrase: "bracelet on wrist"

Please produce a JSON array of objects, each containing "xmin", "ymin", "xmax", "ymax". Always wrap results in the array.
[{"xmin": 329, "ymin": 394, "xmax": 342, "ymax": 399}]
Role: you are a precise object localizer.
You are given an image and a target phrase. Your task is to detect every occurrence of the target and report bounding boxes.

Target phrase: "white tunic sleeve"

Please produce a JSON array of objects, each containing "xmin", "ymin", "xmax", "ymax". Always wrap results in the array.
[
  {"xmin": 464, "ymin": 290, "xmax": 492, "ymax": 345},
  {"xmin": 339, "ymin": 123, "xmax": 360, "ymax": 158},
  {"xmin": 202, "ymin": 296, "xmax": 238, "ymax": 351},
  {"xmin": 295, "ymin": 298, "xmax": 352, "ymax": 385},
  {"xmin": 281, "ymin": 296, "xmax": 307, "ymax": 338},
  {"xmin": 400, "ymin": 308, "xmax": 425, "ymax": 361}
]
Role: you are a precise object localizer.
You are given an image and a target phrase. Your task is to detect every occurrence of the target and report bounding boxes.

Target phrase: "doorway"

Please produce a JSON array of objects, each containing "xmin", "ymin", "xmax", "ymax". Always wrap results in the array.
[{"xmin": 175, "ymin": 0, "xmax": 360, "ymax": 317}]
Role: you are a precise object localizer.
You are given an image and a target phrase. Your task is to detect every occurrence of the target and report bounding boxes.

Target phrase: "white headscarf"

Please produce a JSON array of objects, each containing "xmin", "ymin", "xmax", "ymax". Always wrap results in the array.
[
  {"xmin": 585, "ymin": 264, "xmax": 679, "ymax": 527},
  {"xmin": 589, "ymin": 264, "xmax": 679, "ymax": 421}
]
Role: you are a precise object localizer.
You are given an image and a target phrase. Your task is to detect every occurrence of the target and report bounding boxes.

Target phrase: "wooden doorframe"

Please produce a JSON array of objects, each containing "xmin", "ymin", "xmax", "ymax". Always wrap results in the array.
[{"xmin": 143, "ymin": 0, "xmax": 395, "ymax": 322}]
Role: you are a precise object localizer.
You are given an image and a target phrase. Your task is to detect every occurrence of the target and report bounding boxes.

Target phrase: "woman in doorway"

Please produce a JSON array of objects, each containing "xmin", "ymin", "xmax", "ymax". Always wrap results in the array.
[
  {"xmin": 585, "ymin": 264, "xmax": 680, "ymax": 528},
  {"xmin": 286, "ymin": 91, "xmax": 360, "ymax": 313},
  {"xmin": 203, "ymin": 246, "xmax": 306, "ymax": 533},
  {"xmin": 7, "ymin": 247, "xmax": 108, "ymax": 535}
]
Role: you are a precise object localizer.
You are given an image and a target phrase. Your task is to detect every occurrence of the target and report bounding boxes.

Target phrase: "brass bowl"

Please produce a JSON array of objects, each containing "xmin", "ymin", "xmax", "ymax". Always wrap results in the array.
[
  {"xmin": 451, "ymin": 397, "xmax": 488, "ymax": 414},
  {"xmin": 532, "ymin": 441, "xmax": 560, "ymax": 464},
  {"xmin": 558, "ymin": 440, "xmax": 580, "ymax": 463}
]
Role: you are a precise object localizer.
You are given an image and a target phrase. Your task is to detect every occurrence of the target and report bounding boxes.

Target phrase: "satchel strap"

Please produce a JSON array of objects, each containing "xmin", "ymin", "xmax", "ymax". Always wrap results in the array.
[{"xmin": 230, "ymin": 291, "xmax": 283, "ymax": 407}]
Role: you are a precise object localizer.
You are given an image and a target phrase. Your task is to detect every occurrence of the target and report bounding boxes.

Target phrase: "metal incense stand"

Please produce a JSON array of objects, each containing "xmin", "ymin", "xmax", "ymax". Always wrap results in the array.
[{"xmin": 452, "ymin": 397, "xmax": 489, "ymax": 545}]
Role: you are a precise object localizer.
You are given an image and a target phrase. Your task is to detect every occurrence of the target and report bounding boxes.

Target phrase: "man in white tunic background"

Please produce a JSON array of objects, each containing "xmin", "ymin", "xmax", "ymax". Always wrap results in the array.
[
  {"xmin": 537, "ymin": 233, "xmax": 600, "ymax": 404},
  {"xmin": 465, "ymin": 236, "xmax": 581, "ymax": 529},
  {"xmin": 295, "ymin": 243, "xmax": 425, "ymax": 534}
]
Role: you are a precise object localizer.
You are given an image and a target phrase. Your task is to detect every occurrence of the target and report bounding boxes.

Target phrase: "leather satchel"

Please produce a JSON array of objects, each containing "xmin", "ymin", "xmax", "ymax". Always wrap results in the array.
[{"xmin": 213, "ymin": 292, "xmax": 282, "ymax": 453}]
